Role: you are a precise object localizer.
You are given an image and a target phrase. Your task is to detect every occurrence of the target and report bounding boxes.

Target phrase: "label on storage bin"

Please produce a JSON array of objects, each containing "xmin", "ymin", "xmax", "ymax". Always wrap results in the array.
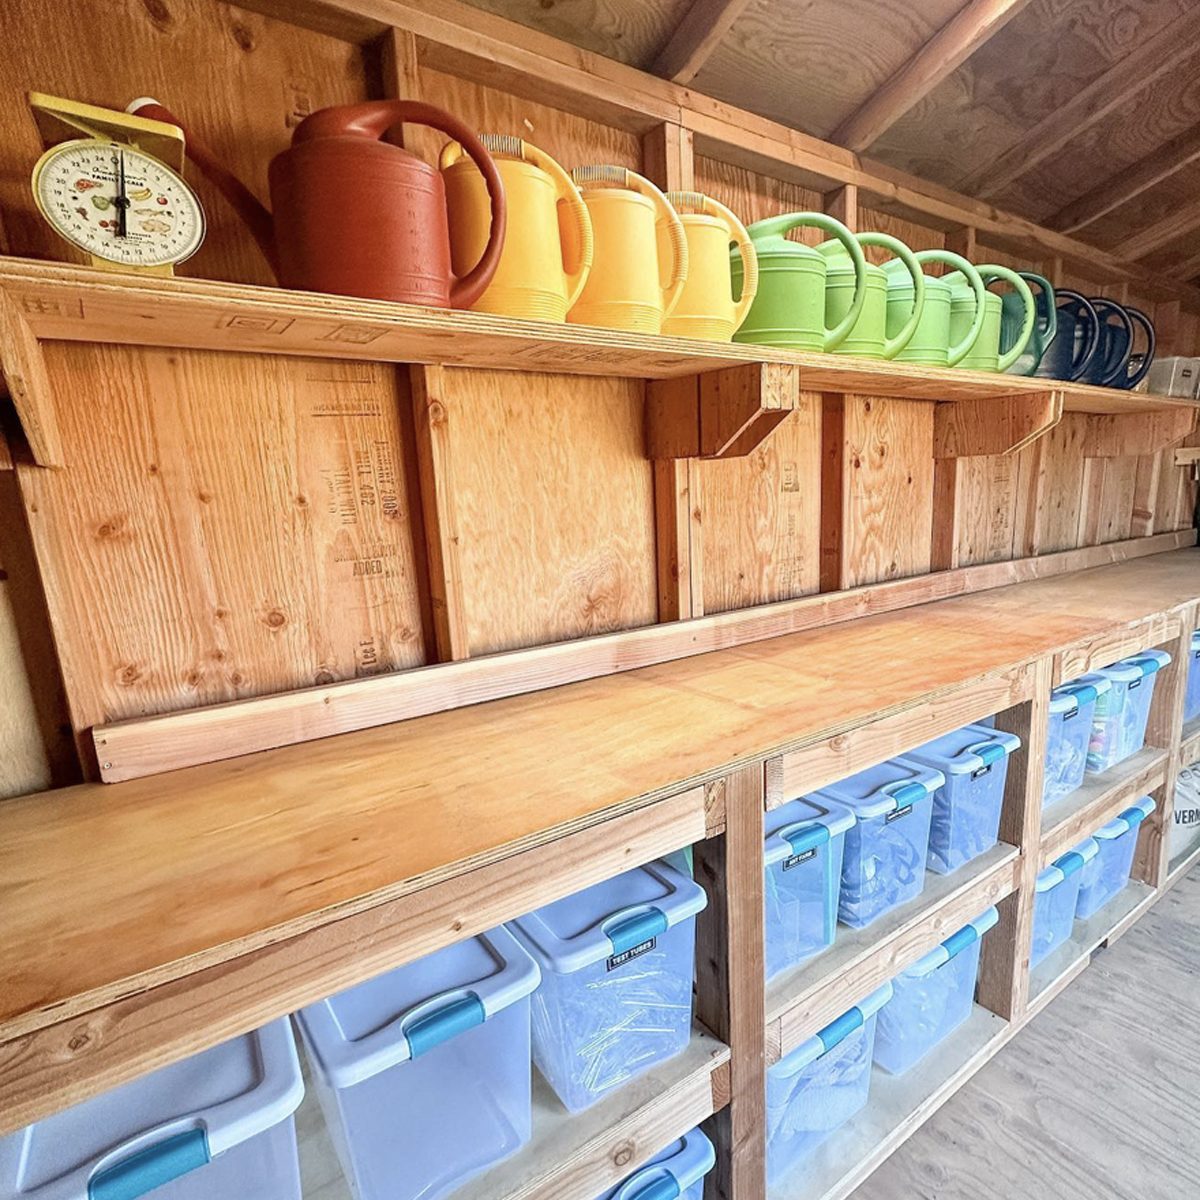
[
  {"xmin": 971, "ymin": 765, "xmax": 993, "ymax": 780},
  {"xmin": 885, "ymin": 804, "xmax": 914, "ymax": 824},
  {"xmin": 782, "ymin": 848, "xmax": 818, "ymax": 871},
  {"xmin": 607, "ymin": 938, "xmax": 656, "ymax": 971}
]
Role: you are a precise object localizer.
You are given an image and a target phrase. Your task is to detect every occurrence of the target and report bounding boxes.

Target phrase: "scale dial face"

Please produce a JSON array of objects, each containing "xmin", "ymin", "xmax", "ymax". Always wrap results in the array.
[{"xmin": 33, "ymin": 139, "xmax": 205, "ymax": 268}]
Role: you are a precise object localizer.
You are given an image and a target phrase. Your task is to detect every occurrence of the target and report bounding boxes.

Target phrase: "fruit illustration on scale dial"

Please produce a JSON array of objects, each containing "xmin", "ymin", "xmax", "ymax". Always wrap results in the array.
[{"xmin": 28, "ymin": 92, "xmax": 204, "ymax": 275}]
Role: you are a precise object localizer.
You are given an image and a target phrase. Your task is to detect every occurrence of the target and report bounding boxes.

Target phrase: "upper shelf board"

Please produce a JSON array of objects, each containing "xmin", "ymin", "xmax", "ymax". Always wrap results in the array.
[{"xmin": 1, "ymin": 259, "xmax": 1194, "ymax": 415}]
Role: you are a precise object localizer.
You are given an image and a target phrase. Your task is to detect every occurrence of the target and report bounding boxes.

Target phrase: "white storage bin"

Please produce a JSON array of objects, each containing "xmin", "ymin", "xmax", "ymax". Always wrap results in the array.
[
  {"xmin": 594, "ymin": 1127, "xmax": 715, "ymax": 1200},
  {"xmin": 1076, "ymin": 797, "xmax": 1156, "ymax": 919},
  {"xmin": 819, "ymin": 759, "xmax": 944, "ymax": 928},
  {"xmin": 295, "ymin": 925, "xmax": 540, "ymax": 1200},
  {"xmin": 1031, "ymin": 839, "xmax": 1098, "ymax": 968},
  {"xmin": 0, "ymin": 1019, "xmax": 303, "ymax": 1200},
  {"xmin": 764, "ymin": 794, "xmax": 855, "ymax": 979},
  {"xmin": 1087, "ymin": 650, "xmax": 1172, "ymax": 773},
  {"xmin": 1185, "ymin": 630, "xmax": 1200, "ymax": 724},
  {"xmin": 1146, "ymin": 355, "xmax": 1200, "ymax": 398},
  {"xmin": 766, "ymin": 982, "xmax": 893, "ymax": 1185},
  {"xmin": 1174, "ymin": 762, "xmax": 1200, "ymax": 860},
  {"xmin": 510, "ymin": 858, "xmax": 707, "ymax": 1113},
  {"xmin": 1044, "ymin": 674, "xmax": 1112, "ymax": 806},
  {"xmin": 873, "ymin": 907, "xmax": 998, "ymax": 1075},
  {"xmin": 907, "ymin": 724, "xmax": 1021, "ymax": 873}
]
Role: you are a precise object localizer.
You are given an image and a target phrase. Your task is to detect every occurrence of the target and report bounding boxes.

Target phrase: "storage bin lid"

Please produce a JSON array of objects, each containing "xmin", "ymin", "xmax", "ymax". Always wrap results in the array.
[
  {"xmin": 901, "ymin": 906, "xmax": 1000, "ymax": 978},
  {"xmin": 0, "ymin": 1019, "xmax": 302, "ymax": 1200},
  {"xmin": 1191, "ymin": 629, "xmax": 1200, "ymax": 655},
  {"xmin": 599, "ymin": 1127, "xmax": 716, "ymax": 1200},
  {"xmin": 763, "ymin": 794, "xmax": 855, "ymax": 866},
  {"xmin": 1093, "ymin": 795, "xmax": 1156, "ymax": 841},
  {"xmin": 1036, "ymin": 837, "xmax": 1100, "ymax": 891},
  {"xmin": 769, "ymin": 981, "xmax": 894, "ymax": 1078},
  {"xmin": 296, "ymin": 924, "xmax": 540, "ymax": 1089},
  {"xmin": 817, "ymin": 757, "xmax": 945, "ymax": 819},
  {"xmin": 1049, "ymin": 673, "xmax": 1112, "ymax": 714},
  {"xmin": 509, "ymin": 858, "xmax": 707, "ymax": 974},
  {"xmin": 1096, "ymin": 649, "xmax": 1172, "ymax": 684},
  {"xmin": 906, "ymin": 724, "xmax": 1021, "ymax": 777}
]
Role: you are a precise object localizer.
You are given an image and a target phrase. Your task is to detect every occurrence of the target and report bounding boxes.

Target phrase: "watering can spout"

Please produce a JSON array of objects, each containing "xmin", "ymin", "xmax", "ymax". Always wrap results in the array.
[{"xmin": 128, "ymin": 97, "xmax": 279, "ymax": 277}]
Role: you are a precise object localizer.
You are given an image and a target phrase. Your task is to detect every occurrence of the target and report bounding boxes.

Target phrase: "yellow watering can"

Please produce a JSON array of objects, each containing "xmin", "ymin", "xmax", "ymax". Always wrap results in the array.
[
  {"xmin": 660, "ymin": 192, "xmax": 758, "ymax": 341},
  {"xmin": 442, "ymin": 135, "xmax": 593, "ymax": 322},
  {"xmin": 568, "ymin": 165, "xmax": 688, "ymax": 334}
]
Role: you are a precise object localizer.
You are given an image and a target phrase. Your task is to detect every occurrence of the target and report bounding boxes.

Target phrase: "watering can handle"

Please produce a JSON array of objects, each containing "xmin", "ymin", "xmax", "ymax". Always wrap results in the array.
[
  {"xmin": 524, "ymin": 144, "xmax": 595, "ymax": 311},
  {"xmin": 978, "ymin": 265, "xmax": 1036, "ymax": 372},
  {"xmin": 1123, "ymin": 306, "xmax": 1157, "ymax": 390},
  {"xmin": 1024, "ymin": 272, "xmax": 1058, "ymax": 347},
  {"xmin": 918, "ymin": 250, "xmax": 987, "ymax": 367},
  {"xmin": 633, "ymin": 171, "xmax": 690, "ymax": 318},
  {"xmin": 701, "ymin": 195, "xmax": 759, "ymax": 331},
  {"xmin": 294, "ymin": 101, "xmax": 507, "ymax": 309},
  {"xmin": 1056, "ymin": 290, "xmax": 1100, "ymax": 381},
  {"xmin": 1091, "ymin": 300, "xmax": 1136, "ymax": 387},
  {"xmin": 857, "ymin": 233, "xmax": 925, "ymax": 359}
]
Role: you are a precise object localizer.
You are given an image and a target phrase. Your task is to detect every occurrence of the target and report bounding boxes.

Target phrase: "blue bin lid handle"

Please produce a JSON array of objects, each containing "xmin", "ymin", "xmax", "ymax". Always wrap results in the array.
[
  {"xmin": 962, "ymin": 739, "xmax": 1008, "ymax": 767},
  {"xmin": 1118, "ymin": 795, "xmax": 1157, "ymax": 827},
  {"xmin": 1057, "ymin": 681, "xmax": 1098, "ymax": 709},
  {"xmin": 602, "ymin": 904, "xmax": 670, "ymax": 956},
  {"xmin": 610, "ymin": 1131, "xmax": 717, "ymax": 1200},
  {"xmin": 764, "ymin": 818, "xmax": 832, "ymax": 864},
  {"xmin": 89, "ymin": 1130, "xmax": 211, "ymax": 1200},
  {"xmin": 880, "ymin": 780, "xmax": 928, "ymax": 807},
  {"xmin": 394, "ymin": 988, "xmax": 486, "ymax": 1059}
]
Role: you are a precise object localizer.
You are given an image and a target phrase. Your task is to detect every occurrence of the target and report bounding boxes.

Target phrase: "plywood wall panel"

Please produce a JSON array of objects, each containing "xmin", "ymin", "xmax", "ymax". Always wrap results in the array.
[
  {"xmin": 440, "ymin": 368, "xmax": 658, "ymax": 656},
  {"xmin": 0, "ymin": 578, "xmax": 50, "ymax": 800},
  {"xmin": 950, "ymin": 454, "xmax": 1021, "ymax": 568},
  {"xmin": 1028, "ymin": 413, "xmax": 1090, "ymax": 555},
  {"xmin": 695, "ymin": 157, "xmax": 822, "ymax": 232},
  {"xmin": 19, "ymin": 346, "xmax": 428, "ymax": 732},
  {"xmin": 0, "ymin": 0, "xmax": 371, "ymax": 286}
]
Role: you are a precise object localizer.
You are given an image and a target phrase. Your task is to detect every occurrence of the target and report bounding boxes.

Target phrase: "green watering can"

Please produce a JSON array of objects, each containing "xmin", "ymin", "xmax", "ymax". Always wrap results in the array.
[
  {"xmin": 944, "ymin": 265, "xmax": 1036, "ymax": 372},
  {"xmin": 1002, "ymin": 272, "xmax": 1056, "ymax": 375},
  {"xmin": 882, "ymin": 250, "xmax": 987, "ymax": 368},
  {"xmin": 733, "ymin": 212, "xmax": 867, "ymax": 351},
  {"xmin": 816, "ymin": 232, "xmax": 926, "ymax": 359}
]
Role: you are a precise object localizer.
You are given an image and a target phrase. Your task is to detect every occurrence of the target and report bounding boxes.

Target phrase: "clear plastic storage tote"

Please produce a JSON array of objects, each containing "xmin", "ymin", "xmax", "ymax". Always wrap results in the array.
[
  {"xmin": 1044, "ymin": 674, "xmax": 1111, "ymax": 806},
  {"xmin": 764, "ymin": 794, "xmax": 855, "ymax": 979},
  {"xmin": 873, "ymin": 907, "xmax": 998, "ymax": 1075},
  {"xmin": 594, "ymin": 1127, "xmax": 716, "ymax": 1200},
  {"xmin": 1087, "ymin": 650, "xmax": 1172, "ymax": 773},
  {"xmin": 819, "ymin": 759, "xmax": 944, "ymax": 928},
  {"xmin": 1186, "ymin": 630, "xmax": 1200, "ymax": 724},
  {"xmin": 294, "ymin": 924, "xmax": 540, "ymax": 1200},
  {"xmin": 1076, "ymin": 797, "xmax": 1156, "ymax": 920},
  {"xmin": 766, "ymin": 982, "xmax": 893, "ymax": 1185},
  {"xmin": 1031, "ymin": 838, "xmax": 1098, "ymax": 968},
  {"xmin": 0, "ymin": 1019, "xmax": 303, "ymax": 1200},
  {"xmin": 907, "ymin": 725, "xmax": 1021, "ymax": 873},
  {"xmin": 509, "ymin": 857, "xmax": 707, "ymax": 1112}
]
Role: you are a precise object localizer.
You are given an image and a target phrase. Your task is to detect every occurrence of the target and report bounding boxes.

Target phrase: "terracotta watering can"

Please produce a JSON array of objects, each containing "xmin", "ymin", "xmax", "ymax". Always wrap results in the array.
[
  {"xmin": 1002, "ymin": 272, "xmax": 1056, "ymax": 376},
  {"xmin": 441, "ymin": 135, "xmax": 592, "ymax": 322},
  {"xmin": 660, "ymin": 191, "xmax": 758, "ymax": 341},
  {"xmin": 883, "ymin": 250, "xmax": 986, "ymax": 367},
  {"xmin": 733, "ymin": 213, "xmax": 867, "ymax": 352},
  {"xmin": 944, "ymin": 265, "xmax": 1036, "ymax": 372},
  {"xmin": 131, "ymin": 98, "xmax": 506, "ymax": 307},
  {"xmin": 1035, "ymin": 290, "xmax": 1101, "ymax": 382},
  {"xmin": 567, "ymin": 166, "xmax": 687, "ymax": 334},
  {"xmin": 1078, "ymin": 300, "xmax": 1156, "ymax": 389},
  {"xmin": 817, "ymin": 232, "xmax": 926, "ymax": 359}
]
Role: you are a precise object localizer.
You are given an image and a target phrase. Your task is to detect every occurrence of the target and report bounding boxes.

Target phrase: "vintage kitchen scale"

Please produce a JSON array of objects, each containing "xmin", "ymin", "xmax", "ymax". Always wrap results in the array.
[{"xmin": 29, "ymin": 91, "xmax": 205, "ymax": 275}]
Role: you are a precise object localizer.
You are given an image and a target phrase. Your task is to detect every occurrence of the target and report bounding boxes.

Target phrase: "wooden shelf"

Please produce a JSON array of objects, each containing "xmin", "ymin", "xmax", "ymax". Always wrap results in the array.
[
  {"xmin": 1181, "ymin": 715, "xmax": 1200, "ymax": 767},
  {"xmin": 768, "ymin": 1006, "xmax": 1010, "ymax": 1200},
  {"xmin": 297, "ymin": 1026, "xmax": 730, "ymax": 1200},
  {"xmin": 765, "ymin": 843, "xmax": 1019, "ymax": 1062},
  {"xmin": 1039, "ymin": 747, "xmax": 1168, "ymax": 865}
]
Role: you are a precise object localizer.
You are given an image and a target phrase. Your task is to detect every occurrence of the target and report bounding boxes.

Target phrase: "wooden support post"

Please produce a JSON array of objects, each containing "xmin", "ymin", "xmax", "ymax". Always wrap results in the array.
[
  {"xmin": 654, "ymin": 458, "xmax": 702, "ymax": 622},
  {"xmin": 824, "ymin": 185, "xmax": 858, "ymax": 232},
  {"xmin": 930, "ymin": 457, "xmax": 962, "ymax": 572},
  {"xmin": 643, "ymin": 122, "xmax": 695, "ymax": 193},
  {"xmin": 944, "ymin": 226, "xmax": 977, "ymax": 261},
  {"xmin": 694, "ymin": 764, "xmax": 766, "ymax": 1200}
]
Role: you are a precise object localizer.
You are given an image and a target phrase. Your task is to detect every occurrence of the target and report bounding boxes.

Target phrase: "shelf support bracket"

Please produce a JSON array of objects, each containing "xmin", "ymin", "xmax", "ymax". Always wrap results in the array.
[
  {"xmin": 0, "ymin": 295, "xmax": 63, "ymax": 467},
  {"xmin": 1082, "ymin": 407, "xmax": 1197, "ymax": 458},
  {"xmin": 933, "ymin": 389, "xmax": 1064, "ymax": 459}
]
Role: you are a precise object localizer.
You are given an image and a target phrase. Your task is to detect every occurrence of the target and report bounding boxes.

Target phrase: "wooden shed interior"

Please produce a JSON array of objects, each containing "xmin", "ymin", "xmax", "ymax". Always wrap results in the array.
[{"xmin": 0, "ymin": 0, "xmax": 1198, "ymax": 1198}]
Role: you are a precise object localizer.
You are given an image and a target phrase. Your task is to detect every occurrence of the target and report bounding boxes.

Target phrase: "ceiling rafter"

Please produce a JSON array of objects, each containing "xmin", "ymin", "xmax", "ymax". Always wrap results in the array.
[
  {"xmin": 1049, "ymin": 123, "xmax": 1200, "ymax": 235},
  {"xmin": 959, "ymin": 8, "xmax": 1200, "ymax": 200},
  {"xmin": 1121, "ymin": 202, "xmax": 1200, "ymax": 262},
  {"xmin": 1168, "ymin": 248, "xmax": 1200, "ymax": 284},
  {"xmin": 650, "ymin": 0, "xmax": 756, "ymax": 84},
  {"xmin": 830, "ymin": 0, "xmax": 1033, "ymax": 153}
]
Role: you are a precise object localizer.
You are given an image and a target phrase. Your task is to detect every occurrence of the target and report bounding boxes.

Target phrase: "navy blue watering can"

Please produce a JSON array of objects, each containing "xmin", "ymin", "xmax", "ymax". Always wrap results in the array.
[
  {"xmin": 1078, "ymin": 299, "xmax": 1156, "ymax": 390},
  {"xmin": 1034, "ymin": 289, "xmax": 1100, "ymax": 383}
]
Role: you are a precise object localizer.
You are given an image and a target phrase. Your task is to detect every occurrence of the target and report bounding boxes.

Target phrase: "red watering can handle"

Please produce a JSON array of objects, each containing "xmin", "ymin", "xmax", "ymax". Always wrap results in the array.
[{"xmin": 294, "ymin": 101, "xmax": 507, "ymax": 309}]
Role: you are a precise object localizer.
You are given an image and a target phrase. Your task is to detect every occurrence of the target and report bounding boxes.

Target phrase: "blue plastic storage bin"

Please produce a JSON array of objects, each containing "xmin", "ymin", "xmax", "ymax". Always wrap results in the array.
[
  {"xmin": 1087, "ymin": 650, "xmax": 1172, "ymax": 773},
  {"xmin": 1185, "ymin": 630, "xmax": 1200, "ymax": 724},
  {"xmin": 595, "ymin": 1127, "xmax": 715, "ymax": 1200},
  {"xmin": 1076, "ymin": 796, "xmax": 1156, "ymax": 920},
  {"xmin": 764, "ymin": 794, "xmax": 855, "ymax": 979},
  {"xmin": 510, "ymin": 858, "xmax": 707, "ymax": 1113},
  {"xmin": 0, "ymin": 1019, "xmax": 303, "ymax": 1200},
  {"xmin": 1031, "ymin": 839, "xmax": 1098, "ymax": 968},
  {"xmin": 819, "ymin": 759, "xmax": 943, "ymax": 928},
  {"xmin": 295, "ymin": 925, "xmax": 540, "ymax": 1200},
  {"xmin": 907, "ymin": 725, "xmax": 1021, "ymax": 874},
  {"xmin": 873, "ymin": 907, "xmax": 998, "ymax": 1076},
  {"xmin": 1044, "ymin": 674, "xmax": 1112, "ymax": 807},
  {"xmin": 766, "ymin": 982, "xmax": 893, "ymax": 1185}
]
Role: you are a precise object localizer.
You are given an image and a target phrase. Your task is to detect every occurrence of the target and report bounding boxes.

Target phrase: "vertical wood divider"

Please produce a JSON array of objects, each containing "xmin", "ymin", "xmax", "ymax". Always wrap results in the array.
[
  {"xmin": 694, "ymin": 764, "xmax": 766, "ymax": 1200},
  {"xmin": 819, "ymin": 394, "xmax": 848, "ymax": 592},
  {"xmin": 824, "ymin": 184, "xmax": 859, "ymax": 231},
  {"xmin": 931, "ymin": 454, "xmax": 962, "ymax": 571}
]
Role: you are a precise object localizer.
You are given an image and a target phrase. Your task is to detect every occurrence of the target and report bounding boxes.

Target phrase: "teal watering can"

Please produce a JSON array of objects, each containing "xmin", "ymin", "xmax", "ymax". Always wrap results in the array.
[{"xmin": 1002, "ymin": 272, "xmax": 1056, "ymax": 375}]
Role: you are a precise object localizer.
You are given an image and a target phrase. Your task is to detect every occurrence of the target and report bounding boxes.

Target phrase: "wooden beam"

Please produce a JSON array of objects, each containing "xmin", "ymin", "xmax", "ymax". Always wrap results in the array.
[
  {"xmin": 1050, "ymin": 123, "xmax": 1200, "ymax": 235},
  {"xmin": 933, "ymin": 391, "xmax": 1063, "ymax": 458},
  {"xmin": 649, "ymin": 0, "xmax": 754, "ymax": 84},
  {"xmin": 830, "ymin": 0, "xmax": 1033, "ymax": 152},
  {"xmin": 1121, "ymin": 200, "xmax": 1200, "ymax": 262},
  {"xmin": 962, "ymin": 7, "xmax": 1200, "ymax": 198},
  {"xmin": 1168, "ymin": 248, "xmax": 1200, "ymax": 284}
]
